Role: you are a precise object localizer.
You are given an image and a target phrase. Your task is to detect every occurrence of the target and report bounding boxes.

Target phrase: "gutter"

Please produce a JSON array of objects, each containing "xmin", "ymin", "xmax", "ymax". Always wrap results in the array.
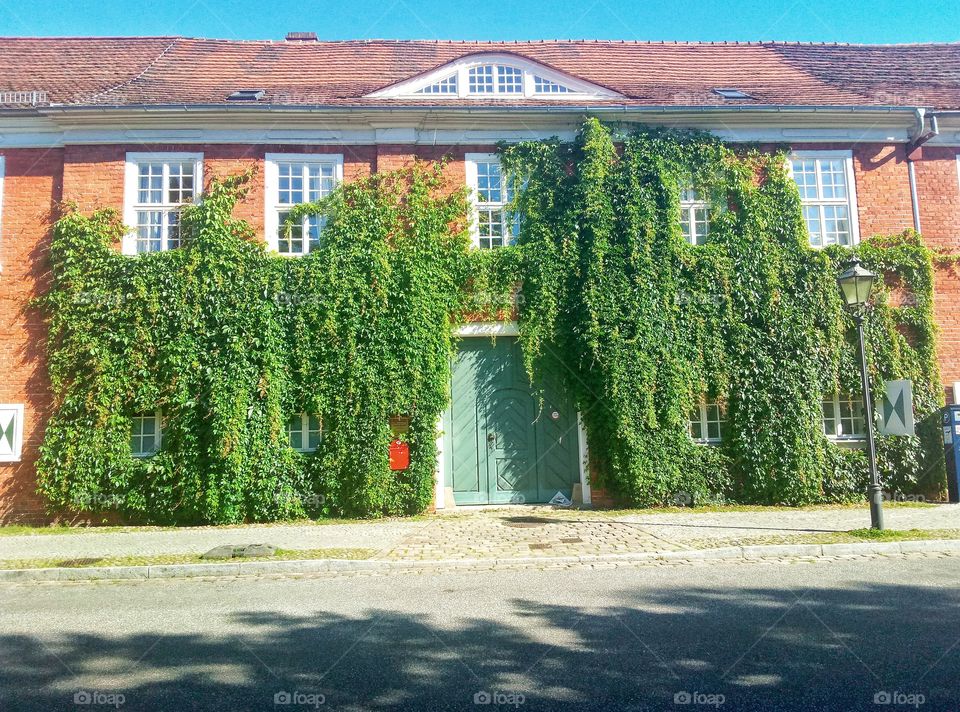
[{"xmin": 36, "ymin": 103, "xmax": 925, "ymax": 116}]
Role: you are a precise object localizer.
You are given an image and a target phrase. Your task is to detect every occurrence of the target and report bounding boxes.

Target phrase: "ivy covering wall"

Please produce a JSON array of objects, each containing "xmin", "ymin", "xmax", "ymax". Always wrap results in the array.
[
  {"xmin": 498, "ymin": 119, "xmax": 945, "ymax": 506},
  {"xmin": 36, "ymin": 121, "xmax": 946, "ymax": 523},
  {"xmin": 38, "ymin": 166, "xmax": 472, "ymax": 523}
]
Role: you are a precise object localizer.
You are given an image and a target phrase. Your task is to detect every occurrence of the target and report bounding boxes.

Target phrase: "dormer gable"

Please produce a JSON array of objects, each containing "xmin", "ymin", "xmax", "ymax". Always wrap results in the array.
[{"xmin": 367, "ymin": 53, "xmax": 623, "ymax": 100}]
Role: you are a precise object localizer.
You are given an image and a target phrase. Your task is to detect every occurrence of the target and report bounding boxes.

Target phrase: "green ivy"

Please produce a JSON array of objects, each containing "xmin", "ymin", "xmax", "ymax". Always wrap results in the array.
[
  {"xmin": 36, "ymin": 122, "xmax": 947, "ymax": 523},
  {"xmin": 38, "ymin": 164, "xmax": 472, "ymax": 523},
  {"xmin": 498, "ymin": 119, "xmax": 946, "ymax": 506}
]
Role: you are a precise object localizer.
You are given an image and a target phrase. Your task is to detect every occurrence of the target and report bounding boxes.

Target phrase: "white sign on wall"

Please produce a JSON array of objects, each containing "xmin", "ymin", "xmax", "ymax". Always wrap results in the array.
[
  {"xmin": 879, "ymin": 380, "xmax": 915, "ymax": 437},
  {"xmin": 0, "ymin": 404, "xmax": 24, "ymax": 462}
]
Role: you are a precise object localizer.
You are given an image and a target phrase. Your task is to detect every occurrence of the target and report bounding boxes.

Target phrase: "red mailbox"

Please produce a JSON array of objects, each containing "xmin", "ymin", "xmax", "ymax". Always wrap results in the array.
[{"xmin": 389, "ymin": 438, "xmax": 410, "ymax": 471}]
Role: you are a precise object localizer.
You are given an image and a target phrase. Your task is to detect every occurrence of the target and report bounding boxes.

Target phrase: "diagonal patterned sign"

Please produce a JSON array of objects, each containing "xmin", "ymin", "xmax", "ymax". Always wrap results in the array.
[
  {"xmin": 879, "ymin": 380, "xmax": 915, "ymax": 437},
  {"xmin": 0, "ymin": 405, "xmax": 24, "ymax": 461}
]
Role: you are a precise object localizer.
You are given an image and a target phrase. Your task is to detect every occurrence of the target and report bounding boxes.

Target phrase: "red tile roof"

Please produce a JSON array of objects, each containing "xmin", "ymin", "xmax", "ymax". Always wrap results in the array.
[{"xmin": 0, "ymin": 37, "xmax": 958, "ymax": 110}]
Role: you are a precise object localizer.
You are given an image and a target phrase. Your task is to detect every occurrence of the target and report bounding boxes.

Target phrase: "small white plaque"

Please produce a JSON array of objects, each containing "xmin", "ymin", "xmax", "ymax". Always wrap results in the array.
[{"xmin": 0, "ymin": 404, "xmax": 24, "ymax": 462}]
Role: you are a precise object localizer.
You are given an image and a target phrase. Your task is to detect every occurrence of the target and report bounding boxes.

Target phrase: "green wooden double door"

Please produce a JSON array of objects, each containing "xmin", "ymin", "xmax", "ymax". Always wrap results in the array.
[{"xmin": 445, "ymin": 337, "xmax": 581, "ymax": 505}]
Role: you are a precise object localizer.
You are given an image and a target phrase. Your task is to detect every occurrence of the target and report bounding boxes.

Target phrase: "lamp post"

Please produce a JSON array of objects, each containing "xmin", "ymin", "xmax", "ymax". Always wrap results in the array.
[{"xmin": 836, "ymin": 256, "xmax": 884, "ymax": 530}]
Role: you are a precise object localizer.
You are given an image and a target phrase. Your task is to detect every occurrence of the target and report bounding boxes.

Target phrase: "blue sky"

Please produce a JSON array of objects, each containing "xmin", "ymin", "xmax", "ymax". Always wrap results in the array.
[{"xmin": 1, "ymin": 0, "xmax": 958, "ymax": 43}]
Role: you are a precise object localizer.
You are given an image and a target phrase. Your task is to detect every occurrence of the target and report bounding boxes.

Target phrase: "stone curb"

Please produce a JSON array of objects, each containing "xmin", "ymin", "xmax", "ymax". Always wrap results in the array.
[{"xmin": 2, "ymin": 539, "xmax": 959, "ymax": 582}]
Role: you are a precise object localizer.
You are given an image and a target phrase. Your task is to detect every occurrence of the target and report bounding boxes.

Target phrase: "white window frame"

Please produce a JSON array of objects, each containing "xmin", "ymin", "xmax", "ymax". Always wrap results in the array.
[
  {"xmin": 688, "ymin": 399, "xmax": 726, "ymax": 444},
  {"xmin": 130, "ymin": 411, "xmax": 162, "ymax": 458},
  {"xmin": 680, "ymin": 188, "xmax": 710, "ymax": 245},
  {"xmin": 123, "ymin": 152, "xmax": 203, "ymax": 256},
  {"xmin": 0, "ymin": 403, "xmax": 24, "ymax": 463},
  {"xmin": 287, "ymin": 412, "xmax": 322, "ymax": 453},
  {"xmin": 788, "ymin": 150, "xmax": 860, "ymax": 249},
  {"xmin": 822, "ymin": 393, "xmax": 867, "ymax": 442},
  {"xmin": 264, "ymin": 153, "xmax": 343, "ymax": 256},
  {"xmin": 465, "ymin": 153, "xmax": 518, "ymax": 250}
]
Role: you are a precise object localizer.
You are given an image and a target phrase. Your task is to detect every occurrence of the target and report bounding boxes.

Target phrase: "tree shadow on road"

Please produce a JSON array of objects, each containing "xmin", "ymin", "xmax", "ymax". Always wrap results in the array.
[{"xmin": 1, "ymin": 577, "xmax": 957, "ymax": 711}]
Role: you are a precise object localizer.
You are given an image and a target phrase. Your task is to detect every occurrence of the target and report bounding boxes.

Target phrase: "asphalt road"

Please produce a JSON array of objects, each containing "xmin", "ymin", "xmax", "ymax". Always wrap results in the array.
[{"xmin": 1, "ymin": 556, "xmax": 958, "ymax": 712}]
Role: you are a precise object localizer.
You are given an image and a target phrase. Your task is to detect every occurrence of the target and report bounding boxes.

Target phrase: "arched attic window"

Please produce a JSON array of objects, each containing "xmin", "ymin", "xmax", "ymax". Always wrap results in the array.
[{"xmin": 370, "ymin": 56, "xmax": 619, "ymax": 100}]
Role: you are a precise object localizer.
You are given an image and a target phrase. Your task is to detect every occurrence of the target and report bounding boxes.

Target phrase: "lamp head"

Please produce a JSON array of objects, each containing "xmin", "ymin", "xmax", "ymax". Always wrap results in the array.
[{"xmin": 837, "ymin": 256, "xmax": 876, "ymax": 308}]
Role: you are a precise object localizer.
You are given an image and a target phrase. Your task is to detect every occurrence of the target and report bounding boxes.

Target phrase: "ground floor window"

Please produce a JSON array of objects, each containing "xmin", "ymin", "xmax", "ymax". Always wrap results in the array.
[
  {"xmin": 822, "ymin": 394, "xmax": 866, "ymax": 439},
  {"xmin": 288, "ymin": 413, "xmax": 322, "ymax": 452},
  {"xmin": 131, "ymin": 412, "xmax": 162, "ymax": 457},
  {"xmin": 688, "ymin": 399, "xmax": 725, "ymax": 443}
]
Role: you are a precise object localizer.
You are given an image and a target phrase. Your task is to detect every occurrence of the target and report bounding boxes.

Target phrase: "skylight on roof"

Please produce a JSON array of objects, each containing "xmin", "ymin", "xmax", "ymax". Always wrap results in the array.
[
  {"xmin": 712, "ymin": 88, "xmax": 755, "ymax": 100},
  {"xmin": 227, "ymin": 89, "xmax": 265, "ymax": 102}
]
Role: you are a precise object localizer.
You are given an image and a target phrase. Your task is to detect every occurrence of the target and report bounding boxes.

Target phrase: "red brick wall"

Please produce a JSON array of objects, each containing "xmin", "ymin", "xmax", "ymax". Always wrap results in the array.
[
  {"xmin": 913, "ymin": 146, "xmax": 960, "ymax": 402},
  {"xmin": 1, "ymin": 139, "xmax": 959, "ymax": 521},
  {"xmin": 0, "ymin": 148, "xmax": 63, "ymax": 523}
]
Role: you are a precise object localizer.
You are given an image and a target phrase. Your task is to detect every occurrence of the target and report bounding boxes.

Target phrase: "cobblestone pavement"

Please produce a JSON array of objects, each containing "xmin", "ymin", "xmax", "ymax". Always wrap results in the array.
[
  {"xmin": 1, "ymin": 503, "xmax": 956, "ymax": 563},
  {"xmin": 383, "ymin": 511, "xmax": 683, "ymax": 560}
]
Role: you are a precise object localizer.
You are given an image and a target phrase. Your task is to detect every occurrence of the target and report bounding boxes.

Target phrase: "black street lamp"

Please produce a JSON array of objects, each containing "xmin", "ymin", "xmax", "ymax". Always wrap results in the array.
[{"xmin": 836, "ymin": 256, "xmax": 884, "ymax": 530}]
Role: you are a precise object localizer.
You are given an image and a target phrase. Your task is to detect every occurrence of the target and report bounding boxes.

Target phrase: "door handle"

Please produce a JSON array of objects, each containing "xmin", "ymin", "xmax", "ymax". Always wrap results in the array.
[{"xmin": 486, "ymin": 432, "xmax": 495, "ymax": 447}]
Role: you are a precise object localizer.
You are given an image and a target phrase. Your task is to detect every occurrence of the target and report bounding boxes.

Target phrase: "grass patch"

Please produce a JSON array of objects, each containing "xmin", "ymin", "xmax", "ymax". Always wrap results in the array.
[
  {"xmin": 685, "ymin": 528, "xmax": 960, "ymax": 549},
  {"xmin": 832, "ymin": 528, "xmax": 959, "ymax": 542},
  {"xmin": 0, "ymin": 515, "xmax": 429, "ymax": 538},
  {"xmin": 596, "ymin": 501, "xmax": 939, "ymax": 517},
  {"xmin": 0, "ymin": 547, "xmax": 376, "ymax": 570}
]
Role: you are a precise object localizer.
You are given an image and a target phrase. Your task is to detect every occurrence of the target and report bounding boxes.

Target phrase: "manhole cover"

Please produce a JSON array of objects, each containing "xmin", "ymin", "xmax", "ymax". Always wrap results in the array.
[
  {"xmin": 502, "ymin": 516, "xmax": 552, "ymax": 528},
  {"xmin": 57, "ymin": 558, "xmax": 103, "ymax": 568}
]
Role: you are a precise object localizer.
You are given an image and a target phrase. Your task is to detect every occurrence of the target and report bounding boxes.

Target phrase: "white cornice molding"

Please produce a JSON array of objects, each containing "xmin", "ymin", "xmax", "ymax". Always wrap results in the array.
[{"xmin": 0, "ymin": 107, "xmax": 940, "ymax": 149}]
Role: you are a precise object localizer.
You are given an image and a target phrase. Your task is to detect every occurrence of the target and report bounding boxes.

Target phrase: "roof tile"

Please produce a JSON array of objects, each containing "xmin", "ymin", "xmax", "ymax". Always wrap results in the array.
[{"xmin": 0, "ymin": 37, "xmax": 957, "ymax": 109}]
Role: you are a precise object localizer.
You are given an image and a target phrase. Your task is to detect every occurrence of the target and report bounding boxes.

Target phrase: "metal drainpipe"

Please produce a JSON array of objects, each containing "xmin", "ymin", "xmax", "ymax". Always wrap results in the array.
[
  {"xmin": 907, "ymin": 108, "xmax": 925, "ymax": 233},
  {"xmin": 906, "ymin": 109, "xmax": 940, "ymax": 234},
  {"xmin": 908, "ymin": 159, "xmax": 922, "ymax": 233}
]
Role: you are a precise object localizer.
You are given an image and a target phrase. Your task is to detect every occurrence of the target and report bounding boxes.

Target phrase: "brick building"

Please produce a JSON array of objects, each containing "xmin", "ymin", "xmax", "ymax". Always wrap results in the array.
[{"xmin": 1, "ymin": 37, "xmax": 960, "ymax": 521}]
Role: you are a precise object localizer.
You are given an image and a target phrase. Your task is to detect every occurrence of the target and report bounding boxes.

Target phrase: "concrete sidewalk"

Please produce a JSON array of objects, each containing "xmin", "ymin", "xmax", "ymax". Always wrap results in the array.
[
  {"xmin": 0, "ymin": 519, "xmax": 426, "ymax": 561},
  {"xmin": 0, "ymin": 503, "xmax": 956, "ymax": 564}
]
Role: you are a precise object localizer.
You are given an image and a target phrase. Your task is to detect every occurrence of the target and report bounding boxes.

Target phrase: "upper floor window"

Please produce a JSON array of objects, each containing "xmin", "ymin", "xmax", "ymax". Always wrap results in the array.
[
  {"xmin": 822, "ymin": 393, "xmax": 866, "ymax": 440},
  {"xmin": 466, "ymin": 154, "xmax": 519, "ymax": 250},
  {"xmin": 264, "ymin": 154, "xmax": 343, "ymax": 256},
  {"xmin": 468, "ymin": 65, "xmax": 524, "ymax": 94},
  {"xmin": 689, "ymin": 398, "xmax": 726, "ymax": 443},
  {"xmin": 368, "ymin": 55, "xmax": 623, "ymax": 101},
  {"xmin": 680, "ymin": 188, "xmax": 710, "ymax": 245},
  {"xmin": 123, "ymin": 153, "xmax": 202, "ymax": 255},
  {"xmin": 288, "ymin": 413, "xmax": 322, "ymax": 452},
  {"xmin": 789, "ymin": 152, "xmax": 859, "ymax": 248},
  {"xmin": 416, "ymin": 74, "xmax": 458, "ymax": 95},
  {"xmin": 131, "ymin": 411, "xmax": 162, "ymax": 457},
  {"xmin": 534, "ymin": 76, "xmax": 571, "ymax": 94}
]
